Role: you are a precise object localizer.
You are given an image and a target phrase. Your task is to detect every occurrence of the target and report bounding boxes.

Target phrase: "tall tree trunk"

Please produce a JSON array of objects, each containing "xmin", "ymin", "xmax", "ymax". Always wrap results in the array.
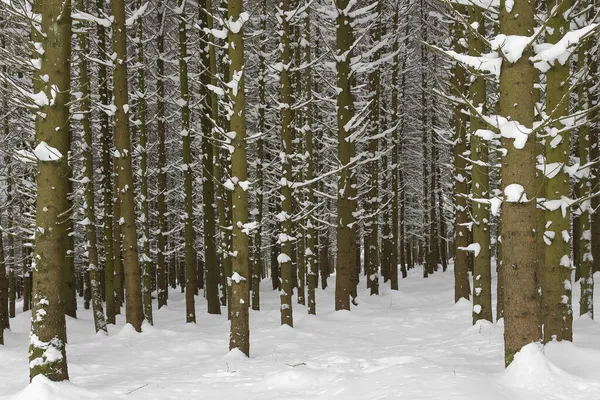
[
  {"xmin": 541, "ymin": 0, "xmax": 573, "ymax": 343},
  {"xmin": 0, "ymin": 230, "xmax": 7, "ymax": 344},
  {"xmin": 334, "ymin": 0, "xmax": 355, "ymax": 311},
  {"xmin": 29, "ymin": 0, "xmax": 71, "ymax": 381},
  {"xmin": 76, "ymin": 0, "xmax": 107, "ymax": 332},
  {"xmin": 63, "ymin": 172, "xmax": 77, "ymax": 317},
  {"xmin": 202, "ymin": 0, "xmax": 221, "ymax": 315},
  {"xmin": 96, "ymin": 0, "xmax": 114, "ymax": 324},
  {"xmin": 113, "ymin": 179, "xmax": 122, "ymax": 316},
  {"xmin": 156, "ymin": 0, "xmax": 168, "ymax": 310},
  {"xmin": 251, "ymin": 0, "xmax": 267, "ymax": 312},
  {"xmin": 365, "ymin": 0, "xmax": 382, "ymax": 296},
  {"xmin": 279, "ymin": 0, "xmax": 294, "ymax": 326},
  {"xmin": 7, "ymin": 169, "xmax": 15, "ymax": 319},
  {"xmin": 227, "ymin": 1, "xmax": 250, "ymax": 356},
  {"xmin": 177, "ymin": 0, "xmax": 197, "ymax": 324},
  {"xmin": 499, "ymin": 0, "xmax": 541, "ymax": 365},
  {"xmin": 135, "ymin": 0, "xmax": 153, "ymax": 326},
  {"xmin": 469, "ymin": 7, "xmax": 492, "ymax": 323},
  {"xmin": 576, "ymin": 3, "xmax": 594, "ymax": 318},
  {"xmin": 421, "ymin": 1, "xmax": 431, "ymax": 278},
  {"xmin": 305, "ymin": 5, "xmax": 317, "ymax": 313},
  {"xmin": 451, "ymin": 8, "xmax": 470, "ymax": 301},
  {"xmin": 111, "ymin": 0, "xmax": 144, "ymax": 332}
]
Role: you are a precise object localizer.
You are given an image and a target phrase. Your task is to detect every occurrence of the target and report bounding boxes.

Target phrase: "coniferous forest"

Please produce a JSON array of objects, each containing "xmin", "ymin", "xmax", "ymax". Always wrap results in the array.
[{"xmin": 0, "ymin": 0, "xmax": 599, "ymax": 398}]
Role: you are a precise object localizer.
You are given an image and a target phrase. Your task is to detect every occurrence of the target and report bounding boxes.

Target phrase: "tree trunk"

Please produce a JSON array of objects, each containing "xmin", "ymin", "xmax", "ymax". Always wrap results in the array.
[
  {"xmin": 95, "ymin": 0, "xmax": 114, "ymax": 324},
  {"xmin": 469, "ymin": 7, "xmax": 492, "ymax": 323},
  {"xmin": 177, "ymin": 0, "xmax": 196, "ymax": 324},
  {"xmin": 202, "ymin": 0, "xmax": 221, "ymax": 315},
  {"xmin": 541, "ymin": 0, "xmax": 573, "ymax": 343},
  {"xmin": 111, "ymin": 0, "xmax": 144, "ymax": 332},
  {"xmin": 451, "ymin": 8, "xmax": 470, "ymax": 302},
  {"xmin": 576, "ymin": 5, "xmax": 594, "ymax": 318},
  {"xmin": 499, "ymin": 0, "xmax": 542, "ymax": 365},
  {"xmin": 76, "ymin": 0, "xmax": 107, "ymax": 332},
  {"xmin": 279, "ymin": 0, "xmax": 294, "ymax": 326},
  {"xmin": 334, "ymin": 0, "xmax": 355, "ymax": 311},
  {"xmin": 227, "ymin": 0, "xmax": 250, "ymax": 356},
  {"xmin": 29, "ymin": 0, "xmax": 71, "ymax": 381},
  {"xmin": 155, "ymin": 0, "xmax": 168, "ymax": 310}
]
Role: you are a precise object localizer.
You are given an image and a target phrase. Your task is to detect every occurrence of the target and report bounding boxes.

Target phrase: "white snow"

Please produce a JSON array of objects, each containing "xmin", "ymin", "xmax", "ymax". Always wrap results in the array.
[
  {"xmin": 1, "ymin": 267, "xmax": 600, "ymax": 400},
  {"xmin": 504, "ymin": 183, "xmax": 528, "ymax": 203},
  {"xmin": 33, "ymin": 142, "xmax": 63, "ymax": 162}
]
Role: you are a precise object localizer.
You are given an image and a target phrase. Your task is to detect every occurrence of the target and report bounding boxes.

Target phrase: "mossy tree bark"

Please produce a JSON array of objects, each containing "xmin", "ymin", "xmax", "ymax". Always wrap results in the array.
[
  {"xmin": 134, "ymin": 0, "xmax": 153, "ymax": 326},
  {"xmin": 251, "ymin": 0, "xmax": 267, "ymax": 312},
  {"xmin": 176, "ymin": 0, "xmax": 197, "ymax": 324},
  {"xmin": 202, "ymin": 0, "xmax": 221, "ymax": 315},
  {"xmin": 390, "ymin": 4, "xmax": 402, "ymax": 288},
  {"xmin": 451, "ymin": 8, "xmax": 470, "ymax": 302},
  {"xmin": 95, "ymin": 0, "xmax": 115, "ymax": 324},
  {"xmin": 576, "ymin": 2, "xmax": 594, "ymax": 318},
  {"xmin": 365, "ymin": 0, "xmax": 382, "ymax": 296},
  {"xmin": 469, "ymin": 7, "xmax": 492, "ymax": 324},
  {"xmin": 29, "ymin": 0, "xmax": 72, "ymax": 381},
  {"xmin": 76, "ymin": 0, "xmax": 107, "ymax": 333},
  {"xmin": 111, "ymin": 0, "xmax": 144, "ymax": 332},
  {"xmin": 304, "ymin": 6, "xmax": 318, "ymax": 314},
  {"xmin": 156, "ymin": 0, "xmax": 168, "ymax": 310},
  {"xmin": 499, "ymin": 0, "xmax": 542, "ymax": 366},
  {"xmin": 541, "ymin": 0, "xmax": 573, "ymax": 343},
  {"xmin": 227, "ymin": 1, "xmax": 250, "ymax": 356},
  {"xmin": 279, "ymin": 0, "xmax": 294, "ymax": 326},
  {"xmin": 334, "ymin": 0, "xmax": 356, "ymax": 311}
]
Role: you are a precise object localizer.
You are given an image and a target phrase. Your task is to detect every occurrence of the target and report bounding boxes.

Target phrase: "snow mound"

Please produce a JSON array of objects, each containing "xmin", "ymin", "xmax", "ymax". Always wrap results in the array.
[
  {"xmin": 7, "ymin": 376, "xmax": 101, "ymax": 400},
  {"xmin": 454, "ymin": 297, "xmax": 471, "ymax": 308},
  {"xmin": 501, "ymin": 342, "xmax": 567, "ymax": 387},
  {"xmin": 113, "ymin": 323, "xmax": 139, "ymax": 338},
  {"xmin": 140, "ymin": 321, "xmax": 177, "ymax": 337},
  {"xmin": 262, "ymin": 368, "xmax": 328, "ymax": 390},
  {"xmin": 223, "ymin": 348, "xmax": 249, "ymax": 361},
  {"xmin": 499, "ymin": 342, "xmax": 600, "ymax": 398},
  {"xmin": 464, "ymin": 319, "xmax": 496, "ymax": 336}
]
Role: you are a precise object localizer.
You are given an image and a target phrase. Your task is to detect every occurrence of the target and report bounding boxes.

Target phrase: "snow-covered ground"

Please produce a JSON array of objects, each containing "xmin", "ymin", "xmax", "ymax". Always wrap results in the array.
[{"xmin": 1, "ymin": 266, "xmax": 600, "ymax": 399}]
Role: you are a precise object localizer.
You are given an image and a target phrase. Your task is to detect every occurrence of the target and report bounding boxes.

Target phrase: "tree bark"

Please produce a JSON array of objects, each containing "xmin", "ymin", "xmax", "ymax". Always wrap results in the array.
[
  {"xmin": 499, "ymin": 0, "xmax": 542, "ymax": 365},
  {"xmin": 111, "ymin": 0, "xmax": 144, "ymax": 332},
  {"xmin": 29, "ymin": 0, "xmax": 72, "ymax": 381},
  {"xmin": 227, "ymin": 1, "xmax": 250, "ymax": 356}
]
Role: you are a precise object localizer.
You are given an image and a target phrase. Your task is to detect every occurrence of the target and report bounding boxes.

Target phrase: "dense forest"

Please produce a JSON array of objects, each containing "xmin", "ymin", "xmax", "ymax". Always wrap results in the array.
[{"xmin": 0, "ymin": 0, "xmax": 599, "ymax": 397}]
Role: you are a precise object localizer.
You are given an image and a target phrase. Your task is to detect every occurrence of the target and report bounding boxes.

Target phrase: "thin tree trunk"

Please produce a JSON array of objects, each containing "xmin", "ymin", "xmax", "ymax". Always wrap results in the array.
[
  {"xmin": 365, "ymin": 0, "xmax": 382, "ymax": 296},
  {"xmin": 111, "ymin": 0, "xmax": 144, "ymax": 332},
  {"xmin": 334, "ymin": 0, "xmax": 355, "ymax": 311},
  {"xmin": 227, "ymin": 0, "xmax": 250, "ymax": 356},
  {"xmin": 76, "ymin": 0, "xmax": 107, "ymax": 332},
  {"xmin": 156, "ymin": 0, "xmax": 168, "ymax": 310},
  {"xmin": 469, "ymin": 7, "xmax": 492, "ymax": 323},
  {"xmin": 176, "ymin": 0, "xmax": 196, "ymax": 324},
  {"xmin": 202, "ymin": 0, "xmax": 221, "ymax": 315},
  {"xmin": 279, "ymin": 0, "xmax": 294, "ymax": 326},
  {"xmin": 451, "ymin": 8, "xmax": 470, "ymax": 301},
  {"xmin": 0, "ymin": 230, "xmax": 7, "ymax": 343},
  {"xmin": 134, "ymin": 0, "xmax": 153, "ymax": 326},
  {"xmin": 577, "ymin": 4, "xmax": 594, "ymax": 318},
  {"xmin": 113, "ymin": 179, "xmax": 122, "ymax": 316},
  {"xmin": 95, "ymin": 0, "xmax": 114, "ymax": 324},
  {"xmin": 541, "ymin": 0, "xmax": 573, "ymax": 343}
]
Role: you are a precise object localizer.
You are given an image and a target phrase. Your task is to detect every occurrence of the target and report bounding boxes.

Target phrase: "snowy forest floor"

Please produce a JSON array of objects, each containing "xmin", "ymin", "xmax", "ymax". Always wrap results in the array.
[{"xmin": 2, "ymin": 266, "xmax": 600, "ymax": 400}]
